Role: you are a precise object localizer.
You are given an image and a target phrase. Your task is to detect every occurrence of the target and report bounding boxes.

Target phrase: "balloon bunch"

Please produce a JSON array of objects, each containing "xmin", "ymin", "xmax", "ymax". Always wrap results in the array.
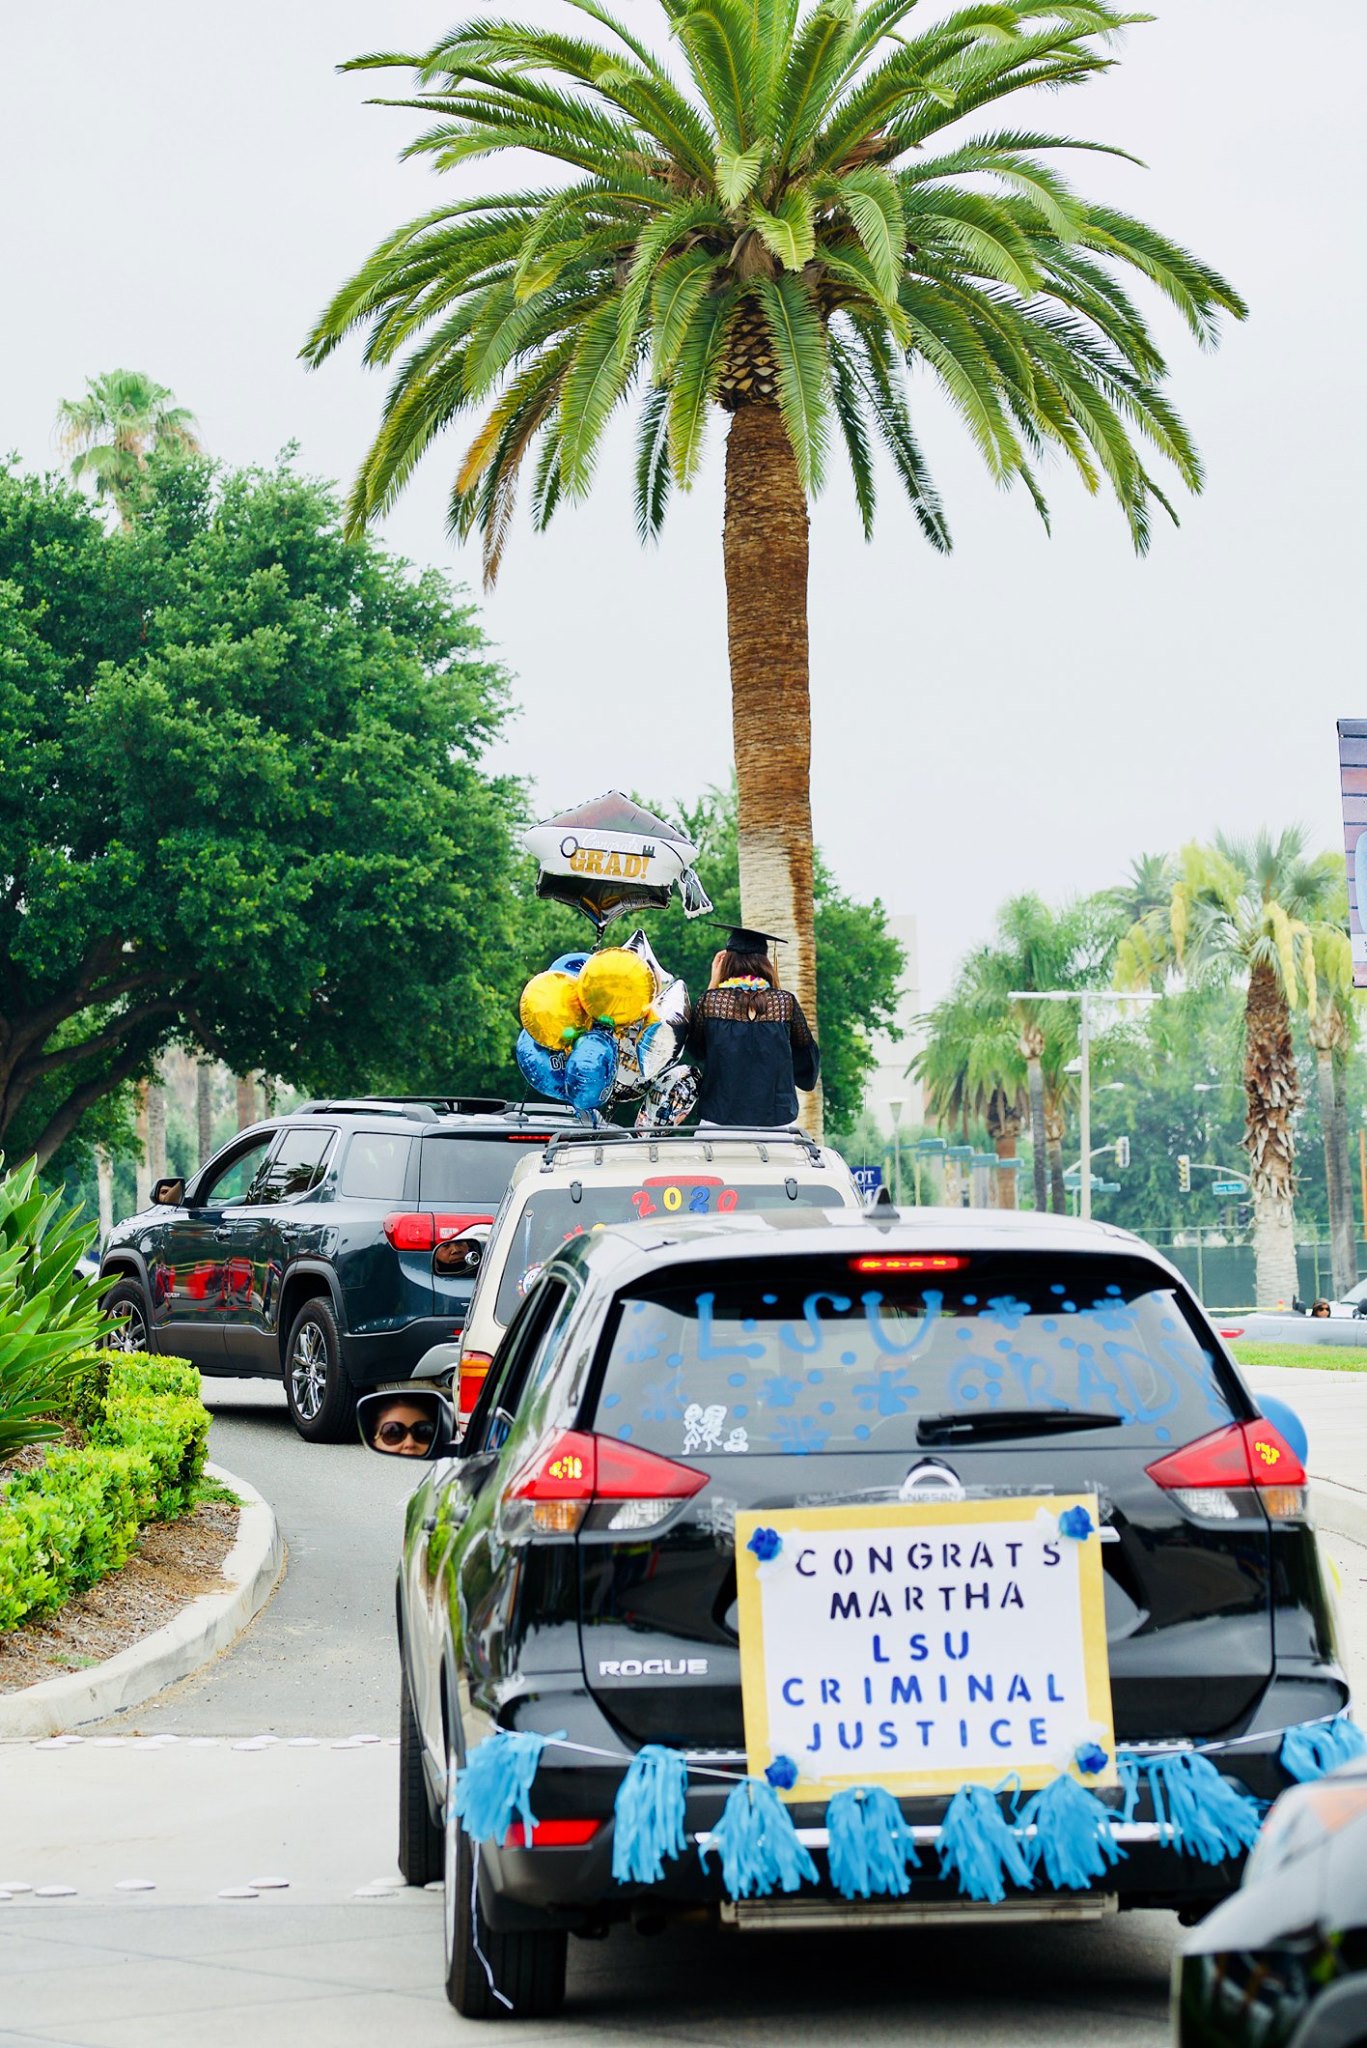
[{"xmin": 515, "ymin": 931, "xmax": 696, "ymax": 1123}]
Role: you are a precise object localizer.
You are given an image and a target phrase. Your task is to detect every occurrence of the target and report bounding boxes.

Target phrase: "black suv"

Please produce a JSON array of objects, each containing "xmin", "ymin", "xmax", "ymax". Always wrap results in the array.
[{"xmin": 98, "ymin": 1097, "xmax": 576, "ymax": 1441}]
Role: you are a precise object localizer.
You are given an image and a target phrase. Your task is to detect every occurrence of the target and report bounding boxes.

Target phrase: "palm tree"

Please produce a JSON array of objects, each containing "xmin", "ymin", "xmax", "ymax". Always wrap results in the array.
[
  {"xmin": 1307, "ymin": 927, "xmax": 1356, "ymax": 1297},
  {"xmin": 913, "ymin": 950, "xmax": 1025, "ymax": 1207},
  {"xmin": 55, "ymin": 370, "xmax": 200, "ymax": 527},
  {"xmin": 1118, "ymin": 831, "xmax": 1345, "ymax": 1308},
  {"xmin": 303, "ymin": 0, "xmax": 1245, "ymax": 1131}
]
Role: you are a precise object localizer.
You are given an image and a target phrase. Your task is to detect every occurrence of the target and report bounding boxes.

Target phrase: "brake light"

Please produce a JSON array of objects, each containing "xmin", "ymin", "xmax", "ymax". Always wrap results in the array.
[
  {"xmin": 1146, "ymin": 1419, "xmax": 1307, "ymax": 1520},
  {"xmin": 502, "ymin": 1430, "xmax": 707, "ymax": 1537},
  {"xmin": 458, "ymin": 1351, "xmax": 493, "ymax": 1417},
  {"xmin": 851, "ymin": 1255, "xmax": 969, "ymax": 1273},
  {"xmin": 504, "ymin": 1818, "xmax": 601, "ymax": 1848},
  {"xmin": 384, "ymin": 1211, "xmax": 491, "ymax": 1252}
]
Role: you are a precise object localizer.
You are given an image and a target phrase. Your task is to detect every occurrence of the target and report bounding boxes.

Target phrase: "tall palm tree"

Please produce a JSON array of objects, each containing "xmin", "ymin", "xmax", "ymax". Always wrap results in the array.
[
  {"xmin": 303, "ymin": 0, "xmax": 1244, "ymax": 1131},
  {"xmin": 1118, "ymin": 831, "xmax": 1345, "ymax": 1308},
  {"xmin": 913, "ymin": 949, "xmax": 1025, "ymax": 1207},
  {"xmin": 55, "ymin": 370, "xmax": 200, "ymax": 527},
  {"xmin": 1307, "ymin": 927, "xmax": 1356, "ymax": 1297}
]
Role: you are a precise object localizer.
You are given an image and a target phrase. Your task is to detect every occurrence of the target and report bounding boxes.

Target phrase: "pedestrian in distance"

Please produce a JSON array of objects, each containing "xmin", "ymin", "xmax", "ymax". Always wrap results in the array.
[{"xmin": 686, "ymin": 925, "xmax": 819, "ymax": 1131}]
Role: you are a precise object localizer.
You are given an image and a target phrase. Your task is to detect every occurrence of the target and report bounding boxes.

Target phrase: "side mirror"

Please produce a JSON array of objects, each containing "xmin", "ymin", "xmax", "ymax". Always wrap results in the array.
[
  {"xmin": 356, "ymin": 1386, "xmax": 455, "ymax": 1461},
  {"xmin": 152, "ymin": 1177, "xmax": 185, "ymax": 1207}
]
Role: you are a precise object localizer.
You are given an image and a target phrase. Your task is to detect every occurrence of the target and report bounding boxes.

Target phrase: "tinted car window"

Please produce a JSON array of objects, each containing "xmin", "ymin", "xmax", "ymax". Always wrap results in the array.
[
  {"xmin": 340, "ymin": 1132, "xmax": 413, "ymax": 1200},
  {"xmin": 494, "ymin": 1178, "xmax": 837, "ymax": 1323},
  {"xmin": 420, "ymin": 1137, "xmax": 536, "ymax": 1208},
  {"xmin": 199, "ymin": 1137, "xmax": 274, "ymax": 1206},
  {"xmin": 250, "ymin": 1128, "xmax": 335, "ymax": 1203},
  {"xmin": 592, "ymin": 1253, "xmax": 1235, "ymax": 1457}
]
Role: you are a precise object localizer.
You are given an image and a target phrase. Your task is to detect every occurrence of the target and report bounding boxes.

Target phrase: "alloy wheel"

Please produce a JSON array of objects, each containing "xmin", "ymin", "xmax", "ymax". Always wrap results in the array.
[
  {"xmin": 108, "ymin": 1303, "xmax": 148, "ymax": 1352},
  {"xmin": 289, "ymin": 1320, "xmax": 328, "ymax": 1421}
]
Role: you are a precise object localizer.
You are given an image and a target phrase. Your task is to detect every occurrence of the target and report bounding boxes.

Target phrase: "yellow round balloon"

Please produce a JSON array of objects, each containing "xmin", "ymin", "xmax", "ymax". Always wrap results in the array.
[
  {"xmin": 519, "ymin": 971, "xmax": 588, "ymax": 1050},
  {"xmin": 578, "ymin": 948, "xmax": 655, "ymax": 1029}
]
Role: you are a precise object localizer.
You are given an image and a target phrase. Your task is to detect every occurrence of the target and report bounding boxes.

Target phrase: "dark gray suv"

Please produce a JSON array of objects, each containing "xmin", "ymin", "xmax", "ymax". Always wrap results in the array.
[{"xmin": 98, "ymin": 1097, "xmax": 576, "ymax": 1441}]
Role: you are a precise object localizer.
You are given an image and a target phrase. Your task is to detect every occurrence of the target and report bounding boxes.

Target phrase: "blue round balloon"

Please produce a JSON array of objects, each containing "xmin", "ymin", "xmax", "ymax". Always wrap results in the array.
[
  {"xmin": 550, "ymin": 952, "xmax": 591, "ymax": 979},
  {"xmin": 1257, "ymin": 1395, "xmax": 1308, "ymax": 1465},
  {"xmin": 565, "ymin": 1028, "xmax": 616, "ymax": 1112},
  {"xmin": 515, "ymin": 1029, "xmax": 568, "ymax": 1102}
]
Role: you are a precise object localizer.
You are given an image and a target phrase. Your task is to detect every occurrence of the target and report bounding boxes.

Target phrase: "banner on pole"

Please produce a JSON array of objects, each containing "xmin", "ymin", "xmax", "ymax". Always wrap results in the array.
[{"xmin": 1337, "ymin": 721, "xmax": 1367, "ymax": 988}]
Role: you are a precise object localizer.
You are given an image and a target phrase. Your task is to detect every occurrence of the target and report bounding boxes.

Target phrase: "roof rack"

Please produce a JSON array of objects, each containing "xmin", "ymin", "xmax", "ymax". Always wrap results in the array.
[
  {"xmin": 294, "ymin": 1096, "xmax": 580, "ymax": 1124},
  {"xmin": 538, "ymin": 1126, "xmax": 825, "ymax": 1171}
]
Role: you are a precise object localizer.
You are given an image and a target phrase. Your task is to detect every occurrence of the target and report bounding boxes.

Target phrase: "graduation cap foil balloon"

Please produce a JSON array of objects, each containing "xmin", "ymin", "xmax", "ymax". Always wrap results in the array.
[{"xmin": 522, "ymin": 791, "xmax": 713, "ymax": 934}]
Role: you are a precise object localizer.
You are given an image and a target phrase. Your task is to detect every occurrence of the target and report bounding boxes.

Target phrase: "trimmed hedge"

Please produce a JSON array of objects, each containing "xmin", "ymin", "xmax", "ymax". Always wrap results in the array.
[{"xmin": 0, "ymin": 1352, "xmax": 209, "ymax": 1634}]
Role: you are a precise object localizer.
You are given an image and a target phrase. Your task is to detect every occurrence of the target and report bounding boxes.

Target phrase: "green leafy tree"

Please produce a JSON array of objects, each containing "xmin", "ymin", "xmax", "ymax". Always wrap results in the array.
[
  {"xmin": 0, "ymin": 456, "xmax": 524, "ymax": 1167},
  {"xmin": 55, "ymin": 370, "xmax": 201, "ymax": 527},
  {"xmin": 1305, "ymin": 929, "xmax": 1356, "ymax": 1297},
  {"xmin": 1118, "ymin": 831, "xmax": 1346, "ymax": 1307},
  {"xmin": 304, "ymin": 0, "xmax": 1245, "ymax": 1135}
]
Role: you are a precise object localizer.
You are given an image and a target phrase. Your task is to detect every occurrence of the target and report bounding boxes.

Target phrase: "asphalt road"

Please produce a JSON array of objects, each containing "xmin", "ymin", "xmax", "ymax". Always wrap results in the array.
[{"xmin": 1, "ymin": 1371, "xmax": 1365, "ymax": 2048}]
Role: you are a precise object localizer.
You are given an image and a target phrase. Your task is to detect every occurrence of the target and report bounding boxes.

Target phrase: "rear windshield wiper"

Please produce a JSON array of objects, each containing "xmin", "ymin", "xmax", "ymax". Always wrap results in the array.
[{"xmin": 916, "ymin": 1408, "xmax": 1122, "ymax": 1446}]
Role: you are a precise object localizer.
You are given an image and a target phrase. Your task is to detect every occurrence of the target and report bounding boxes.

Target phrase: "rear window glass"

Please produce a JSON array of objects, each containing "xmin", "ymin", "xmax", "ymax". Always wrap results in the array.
[
  {"xmin": 592, "ymin": 1253, "xmax": 1234, "ymax": 1457},
  {"xmin": 420, "ymin": 1136, "xmax": 541, "ymax": 1209},
  {"xmin": 494, "ymin": 1176, "xmax": 840, "ymax": 1324},
  {"xmin": 340, "ymin": 1133, "xmax": 412, "ymax": 1201}
]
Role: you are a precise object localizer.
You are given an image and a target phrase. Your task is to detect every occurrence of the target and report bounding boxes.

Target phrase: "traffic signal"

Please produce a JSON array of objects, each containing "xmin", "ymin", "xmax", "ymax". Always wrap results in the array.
[
  {"xmin": 1177, "ymin": 1154, "xmax": 1191, "ymax": 1193},
  {"xmin": 1114, "ymin": 1135, "xmax": 1131, "ymax": 1170}
]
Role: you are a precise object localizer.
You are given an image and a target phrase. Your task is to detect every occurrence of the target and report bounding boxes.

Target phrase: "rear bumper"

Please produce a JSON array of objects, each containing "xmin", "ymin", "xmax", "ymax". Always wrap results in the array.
[{"xmin": 342, "ymin": 1316, "xmax": 469, "ymax": 1387}]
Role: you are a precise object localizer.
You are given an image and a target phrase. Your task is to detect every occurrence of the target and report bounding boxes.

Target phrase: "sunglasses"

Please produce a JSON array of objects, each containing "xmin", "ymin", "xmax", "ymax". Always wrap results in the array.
[{"xmin": 376, "ymin": 1417, "xmax": 438, "ymax": 1448}]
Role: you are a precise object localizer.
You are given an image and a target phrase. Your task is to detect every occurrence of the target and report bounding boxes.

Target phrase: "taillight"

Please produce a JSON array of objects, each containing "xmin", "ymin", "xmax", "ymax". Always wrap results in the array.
[
  {"xmin": 501, "ymin": 1430, "xmax": 707, "ymax": 1539},
  {"xmin": 1147, "ymin": 1419, "xmax": 1308, "ymax": 1521},
  {"xmin": 457, "ymin": 1351, "xmax": 493, "ymax": 1417},
  {"xmin": 385, "ymin": 1211, "xmax": 491, "ymax": 1252},
  {"xmin": 504, "ymin": 1818, "xmax": 601, "ymax": 1848},
  {"xmin": 851, "ymin": 1255, "xmax": 969, "ymax": 1273}
]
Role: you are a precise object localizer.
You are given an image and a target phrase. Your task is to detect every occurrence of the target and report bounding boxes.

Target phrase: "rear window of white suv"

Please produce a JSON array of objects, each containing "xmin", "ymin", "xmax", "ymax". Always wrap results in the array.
[{"xmin": 591, "ymin": 1252, "xmax": 1236, "ymax": 1457}]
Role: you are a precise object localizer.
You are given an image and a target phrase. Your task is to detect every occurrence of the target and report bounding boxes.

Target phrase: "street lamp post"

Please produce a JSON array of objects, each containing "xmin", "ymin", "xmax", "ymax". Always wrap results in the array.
[
  {"xmin": 888, "ymin": 1096, "xmax": 905, "ymax": 1207},
  {"xmin": 1008, "ymin": 989, "xmax": 1160, "ymax": 1221}
]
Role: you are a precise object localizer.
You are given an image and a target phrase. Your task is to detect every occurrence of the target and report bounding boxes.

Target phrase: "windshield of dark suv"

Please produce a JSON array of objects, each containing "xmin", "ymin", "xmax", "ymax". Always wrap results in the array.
[
  {"xmin": 494, "ymin": 1177, "xmax": 841, "ymax": 1323},
  {"xmin": 591, "ymin": 1252, "xmax": 1236, "ymax": 1457}
]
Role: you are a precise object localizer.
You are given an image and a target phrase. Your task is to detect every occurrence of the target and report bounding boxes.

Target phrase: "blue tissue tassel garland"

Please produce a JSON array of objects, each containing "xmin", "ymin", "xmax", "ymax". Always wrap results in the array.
[
  {"xmin": 453, "ymin": 1729, "xmax": 561, "ymax": 1844},
  {"xmin": 1016, "ymin": 1774, "xmax": 1125, "ymax": 1891},
  {"xmin": 937, "ymin": 1784, "xmax": 1033, "ymax": 1904},
  {"xmin": 700, "ymin": 1778, "xmax": 819, "ymax": 1899},
  {"xmin": 1280, "ymin": 1716, "xmax": 1367, "ymax": 1783},
  {"xmin": 826, "ymin": 1786, "xmax": 921, "ymax": 1900},
  {"xmin": 613, "ymin": 1745, "xmax": 690, "ymax": 1884},
  {"xmin": 1118, "ymin": 1749, "xmax": 1262, "ymax": 1866}
]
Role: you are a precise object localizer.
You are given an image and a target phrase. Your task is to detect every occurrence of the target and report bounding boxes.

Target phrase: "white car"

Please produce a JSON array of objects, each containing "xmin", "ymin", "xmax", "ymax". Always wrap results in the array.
[{"xmin": 451, "ymin": 1127, "xmax": 864, "ymax": 1419}]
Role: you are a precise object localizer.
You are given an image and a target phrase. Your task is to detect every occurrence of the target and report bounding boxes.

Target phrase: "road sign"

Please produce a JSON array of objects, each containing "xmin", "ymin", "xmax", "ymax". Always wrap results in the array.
[
  {"xmin": 852, "ymin": 1165, "xmax": 883, "ymax": 1197},
  {"xmin": 1212, "ymin": 1180, "xmax": 1244, "ymax": 1196}
]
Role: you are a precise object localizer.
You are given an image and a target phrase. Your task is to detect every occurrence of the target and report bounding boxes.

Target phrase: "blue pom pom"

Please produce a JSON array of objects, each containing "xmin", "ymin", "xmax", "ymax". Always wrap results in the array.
[
  {"xmin": 1058, "ymin": 1506, "xmax": 1094, "ymax": 1541},
  {"xmin": 1016, "ymin": 1773, "xmax": 1124, "ymax": 1891},
  {"xmin": 747, "ymin": 1526, "xmax": 782, "ymax": 1562},
  {"xmin": 826, "ymin": 1787, "xmax": 920, "ymax": 1900},
  {"xmin": 1120, "ymin": 1749, "xmax": 1262, "ymax": 1866},
  {"xmin": 937, "ymin": 1784, "xmax": 1032, "ymax": 1903},
  {"xmin": 1281, "ymin": 1715, "xmax": 1367, "ymax": 1783},
  {"xmin": 612, "ymin": 1745, "xmax": 690, "ymax": 1884},
  {"xmin": 701, "ymin": 1779, "xmax": 818, "ymax": 1899},
  {"xmin": 453, "ymin": 1730, "xmax": 560, "ymax": 1844},
  {"xmin": 764, "ymin": 1755, "xmax": 798, "ymax": 1791},
  {"xmin": 1075, "ymin": 1743, "xmax": 1109, "ymax": 1776}
]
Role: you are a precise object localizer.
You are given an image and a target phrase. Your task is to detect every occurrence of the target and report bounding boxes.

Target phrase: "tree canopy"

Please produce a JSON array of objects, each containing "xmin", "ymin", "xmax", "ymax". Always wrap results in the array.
[{"xmin": 0, "ymin": 454, "xmax": 524, "ymax": 1166}]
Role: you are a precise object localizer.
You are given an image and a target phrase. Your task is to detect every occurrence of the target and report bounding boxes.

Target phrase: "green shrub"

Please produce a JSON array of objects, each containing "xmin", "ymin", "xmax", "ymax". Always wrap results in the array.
[
  {"xmin": 0, "ymin": 1349, "xmax": 209, "ymax": 1634},
  {"xmin": 0, "ymin": 1156, "xmax": 113, "ymax": 1463}
]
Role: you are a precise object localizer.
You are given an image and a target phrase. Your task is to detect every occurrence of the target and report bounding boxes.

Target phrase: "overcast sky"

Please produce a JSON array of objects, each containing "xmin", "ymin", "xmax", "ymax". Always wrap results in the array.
[{"xmin": 3, "ymin": 1, "xmax": 1363, "ymax": 1005}]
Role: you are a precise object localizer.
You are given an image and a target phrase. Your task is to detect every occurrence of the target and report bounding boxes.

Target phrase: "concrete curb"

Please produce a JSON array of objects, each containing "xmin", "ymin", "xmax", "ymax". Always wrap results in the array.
[
  {"xmin": 1314, "ymin": 1480, "xmax": 1367, "ymax": 1552},
  {"xmin": 0, "ymin": 1461, "xmax": 283, "ymax": 1739}
]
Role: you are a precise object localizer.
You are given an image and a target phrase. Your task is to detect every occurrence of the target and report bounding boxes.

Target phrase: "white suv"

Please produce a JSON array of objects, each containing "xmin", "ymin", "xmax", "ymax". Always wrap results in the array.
[{"xmin": 452, "ymin": 1128, "xmax": 863, "ymax": 1419}]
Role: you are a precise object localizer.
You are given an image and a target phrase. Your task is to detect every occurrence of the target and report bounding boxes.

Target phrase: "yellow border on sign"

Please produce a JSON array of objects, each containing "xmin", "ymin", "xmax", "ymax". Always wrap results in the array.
[{"xmin": 734, "ymin": 1496, "xmax": 1115, "ymax": 1802}]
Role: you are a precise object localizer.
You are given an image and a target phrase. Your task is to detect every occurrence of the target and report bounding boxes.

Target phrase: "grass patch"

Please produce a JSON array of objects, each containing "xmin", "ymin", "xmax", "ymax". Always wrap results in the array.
[
  {"xmin": 1229, "ymin": 1342, "xmax": 1367, "ymax": 1372},
  {"xmin": 191, "ymin": 1475, "xmax": 242, "ymax": 1509}
]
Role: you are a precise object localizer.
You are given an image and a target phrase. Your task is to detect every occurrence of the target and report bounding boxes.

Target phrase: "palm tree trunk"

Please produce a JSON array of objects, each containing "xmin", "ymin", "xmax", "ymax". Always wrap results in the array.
[
  {"xmin": 1332, "ymin": 1049, "xmax": 1358, "ymax": 1295},
  {"xmin": 723, "ymin": 403, "xmax": 819, "ymax": 1137},
  {"xmin": 1026, "ymin": 1055, "xmax": 1047, "ymax": 1212},
  {"xmin": 1045, "ymin": 1094, "xmax": 1067, "ymax": 1215},
  {"xmin": 1315, "ymin": 1049, "xmax": 1355, "ymax": 1298},
  {"xmin": 1244, "ymin": 961, "xmax": 1301, "ymax": 1308}
]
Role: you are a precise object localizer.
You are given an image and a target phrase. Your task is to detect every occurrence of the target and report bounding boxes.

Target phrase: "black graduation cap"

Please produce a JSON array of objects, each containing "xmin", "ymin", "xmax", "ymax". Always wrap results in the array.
[{"xmin": 707, "ymin": 922, "xmax": 788, "ymax": 953}]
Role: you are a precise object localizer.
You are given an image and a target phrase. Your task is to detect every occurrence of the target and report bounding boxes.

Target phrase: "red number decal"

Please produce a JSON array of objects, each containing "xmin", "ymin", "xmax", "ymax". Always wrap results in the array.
[
  {"xmin": 717, "ymin": 1188, "xmax": 738, "ymax": 1212},
  {"xmin": 631, "ymin": 1189, "xmax": 657, "ymax": 1218}
]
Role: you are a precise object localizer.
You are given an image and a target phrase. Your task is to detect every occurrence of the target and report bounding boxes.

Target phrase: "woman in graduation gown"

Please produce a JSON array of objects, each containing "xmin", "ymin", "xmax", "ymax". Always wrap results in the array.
[{"xmin": 686, "ymin": 927, "xmax": 820, "ymax": 1129}]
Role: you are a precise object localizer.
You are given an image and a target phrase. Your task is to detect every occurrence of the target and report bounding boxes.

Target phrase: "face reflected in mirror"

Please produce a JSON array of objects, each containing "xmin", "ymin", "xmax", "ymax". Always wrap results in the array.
[{"xmin": 369, "ymin": 1396, "xmax": 440, "ymax": 1457}]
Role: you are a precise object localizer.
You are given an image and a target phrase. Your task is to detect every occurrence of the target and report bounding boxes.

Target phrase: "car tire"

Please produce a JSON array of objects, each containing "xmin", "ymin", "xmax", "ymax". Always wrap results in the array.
[
  {"xmin": 398, "ymin": 1664, "xmax": 443, "ymax": 1887},
  {"xmin": 283, "ymin": 1296, "xmax": 354, "ymax": 1443},
  {"xmin": 100, "ymin": 1279, "xmax": 151, "ymax": 1355},
  {"xmin": 444, "ymin": 1744, "xmax": 567, "ymax": 2019}
]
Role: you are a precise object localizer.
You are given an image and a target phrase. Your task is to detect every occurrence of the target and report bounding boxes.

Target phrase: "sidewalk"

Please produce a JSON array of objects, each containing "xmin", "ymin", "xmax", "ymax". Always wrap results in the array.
[{"xmin": 1242, "ymin": 1364, "xmax": 1367, "ymax": 1547}]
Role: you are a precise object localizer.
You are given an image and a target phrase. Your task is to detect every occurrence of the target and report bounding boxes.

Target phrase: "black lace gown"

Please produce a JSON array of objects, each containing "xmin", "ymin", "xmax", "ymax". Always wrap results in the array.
[{"xmin": 685, "ymin": 984, "xmax": 820, "ymax": 1127}]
